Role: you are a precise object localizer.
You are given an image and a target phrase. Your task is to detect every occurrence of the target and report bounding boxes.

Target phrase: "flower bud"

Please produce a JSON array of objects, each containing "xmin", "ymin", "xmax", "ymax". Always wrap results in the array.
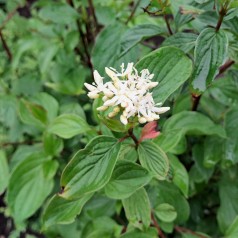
[
  {"xmin": 113, "ymin": 107, "xmax": 120, "ymax": 113},
  {"xmin": 88, "ymin": 92, "xmax": 99, "ymax": 99},
  {"xmin": 97, "ymin": 106, "xmax": 108, "ymax": 111},
  {"xmin": 108, "ymin": 112, "xmax": 117, "ymax": 118},
  {"xmin": 120, "ymin": 115, "xmax": 128, "ymax": 125},
  {"xmin": 138, "ymin": 117, "xmax": 147, "ymax": 124}
]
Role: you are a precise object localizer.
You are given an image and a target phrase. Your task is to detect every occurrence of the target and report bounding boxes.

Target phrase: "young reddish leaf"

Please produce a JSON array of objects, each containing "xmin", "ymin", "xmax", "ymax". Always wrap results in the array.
[{"xmin": 139, "ymin": 121, "xmax": 160, "ymax": 142}]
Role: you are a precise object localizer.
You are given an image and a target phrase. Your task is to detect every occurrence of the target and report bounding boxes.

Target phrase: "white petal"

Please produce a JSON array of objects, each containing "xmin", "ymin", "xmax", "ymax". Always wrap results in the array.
[
  {"xmin": 84, "ymin": 83, "xmax": 97, "ymax": 92},
  {"xmin": 103, "ymin": 88, "xmax": 114, "ymax": 97},
  {"xmin": 93, "ymin": 70, "xmax": 103, "ymax": 85},
  {"xmin": 105, "ymin": 67, "xmax": 117, "ymax": 80},
  {"xmin": 104, "ymin": 96, "xmax": 118, "ymax": 106},
  {"xmin": 153, "ymin": 107, "xmax": 170, "ymax": 114}
]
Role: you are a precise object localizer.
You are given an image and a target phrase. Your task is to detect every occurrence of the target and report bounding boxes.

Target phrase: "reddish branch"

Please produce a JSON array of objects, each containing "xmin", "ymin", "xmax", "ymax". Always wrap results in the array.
[
  {"xmin": 126, "ymin": 0, "xmax": 142, "ymax": 25},
  {"xmin": 88, "ymin": 0, "xmax": 99, "ymax": 33},
  {"xmin": 175, "ymin": 226, "xmax": 208, "ymax": 238},
  {"xmin": 151, "ymin": 213, "xmax": 166, "ymax": 238},
  {"xmin": 128, "ymin": 128, "xmax": 139, "ymax": 149},
  {"xmin": 218, "ymin": 59, "xmax": 235, "ymax": 76},
  {"xmin": 191, "ymin": 94, "xmax": 201, "ymax": 111},
  {"xmin": 0, "ymin": 30, "xmax": 12, "ymax": 61}
]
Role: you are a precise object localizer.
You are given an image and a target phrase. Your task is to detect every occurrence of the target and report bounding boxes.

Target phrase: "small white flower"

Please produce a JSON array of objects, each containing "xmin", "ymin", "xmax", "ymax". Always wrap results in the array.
[{"xmin": 84, "ymin": 62, "xmax": 170, "ymax": 125}]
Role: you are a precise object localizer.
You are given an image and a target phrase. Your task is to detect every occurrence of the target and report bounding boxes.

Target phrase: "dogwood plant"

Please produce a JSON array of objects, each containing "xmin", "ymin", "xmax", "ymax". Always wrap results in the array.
[{"xmin": 84, "ymin": 63, "xmax": 170, "ymax": 125}]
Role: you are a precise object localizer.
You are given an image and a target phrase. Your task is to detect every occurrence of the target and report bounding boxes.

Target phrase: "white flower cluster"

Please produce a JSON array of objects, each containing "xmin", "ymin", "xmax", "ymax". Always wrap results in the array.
[{"xmin": 84, "ymin": 63, "xmax": 170, "ymax": 125}]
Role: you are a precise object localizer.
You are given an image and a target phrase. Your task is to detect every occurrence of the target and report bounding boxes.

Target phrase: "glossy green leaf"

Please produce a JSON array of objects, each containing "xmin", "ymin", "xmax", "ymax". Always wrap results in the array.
[
  {"xmin": 191, "ymin": 28, "xmax": 228, "ymax": 92},
  {"xmin": 225, "ymin": 216, "xmax": 238, "ymax": 238},
  {"xmin": 136, "ymin": 46, "xmax": 193, "ymax": 103},
  {"xmin": 218, "ymin": 174, "xmax": 238, "ymax": 233},
  {"xmin": 43, "ymin": 133, "xmax": 63, "ymax": 156},
  {"xmin": 60, "ymin": 136, "xmax": 121, "ymax": 199},
  {"xmin": 118, "ymin": 142, "xmax": 138, "ymax": 162},
  {"xmin": 7, "ymin": 153, "xmax": 58, "ymax": 223},
  {"xmin": 120, "ymin": 228, "xmax": 157, "ymax": 238},
  {"xmin": 38, "ymin": 3, "xmax": 79, "ymax": 24},
  {"xmin": 42, "ymin": 193, "xmax": 93, "ymax": 229},
  {"xmin": 48, "ymin": 114, "xmax": 91, "ymax": 139},
  {"xmin": 92, "ymin": 24, "xmax": 125, "ymax": 74},
  {"xmin": 163, "ymin": 111, "xmax": 226, "ymax": 138},
  {"xmin": 120, "ymin": 24, "xmax": 163, "ymax": 56},
  {"xmin": 138, "ymin": 141, "xmax": 169, "ymax": 180},
  {"xmin": 19, "ymin": 99, "xmax": 47, "ymax": 128},
  {"xmin": 168, "ymin": 154, "xmax": 189, "ymax": 197},
  {"xmin": 162, "ymin": 32, "xmax": 197, "ymax": 53},
  {"xmin": 224, "ymin": 108, "xmax": 238, "ymax": 165},
  {"xmin": 148, "ymin": 181, "xmax": 190, "ymax": 223},
  {"xmin": 204, "ymin": 136, "xmax": 224, "ymax": 168},
  {"xmin": 122, "ymin": 188, "xmax": 151, "ymax": 229},
  {"xmin": 0, "ymin": 150, "xmax": 9, "ymax": 194},
  {"xmin": 81, "ymin": 217, "xmax": 122, "ymax": 238},
  {"xmin": 104, "ymin": 160, "xmax": 152, "ymax": 199},
  {"xmin": 154, "ymin": 203, "xmax": 177, "ymax": 223}
]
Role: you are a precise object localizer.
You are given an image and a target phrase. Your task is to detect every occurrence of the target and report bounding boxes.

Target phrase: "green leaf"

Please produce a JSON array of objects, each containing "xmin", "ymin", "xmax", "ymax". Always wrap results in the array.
[
  {"xmin": 19, "ymin": 99, "xmax": 47, "ymax": 128},
  {"xmin": 154, "ymin": 203, "xmax": 177, "ymax": 223},
  {"xmin": 204, "ymin": 136, "xmax": 224, "ymax": 168},
  {"xmin": 42, "ymin": 193, "xmax": 93, "ymax": 229},
  {"xmin": 225, "ymin": 216, "xmax": 238, "ymax": 238},
  {"xmin": 163, "ymin": 111, "xmax": 226, "ymax": 137},
  {"xmin": 118, "ymin": 142, "xmax": 138, "ymax": 162},
  {"xmin": 168, "ymin": 154, "xmax": 189, "ymax": 197},
  {"xmin": 138, "ymin": 141, "xmax": 169, "ymax": 180},
  {"xmin": 120, "ymin": 228, "xmax": 158, "ymax": 238},
  {"xmin": 122, "ymin": 188, "xmax": 151, "ymax": 229},
  {"xmin": 6, "ymin": 153, "xmax": 58, "ymax": 223},
  {"xmin": 218, "ymin": 173, "xmax": 238, "ymax": 232},
  {"xmin": 0, "ymin": 150, "xmax": 9, "ymax": 194},
  {"xmin": 191, "ymin": 28, "xmax": 228, "ymax": 92},
  {"xmin": 60, "ymin": 136, "xmax": 121, "ymax": 199},
  {"xmin": 104, "ymin": 160, "xmax": 152, "ymax": 199},
  {"xmin": 136, "ymin": 46, "xmax": 193, "ymax": 103},
  {"xmin": 38, "ymin": 3, "xmax": 79, "ymax": 24},
  {"xmin": 92, "ymin": 24, "xmax": 125, "ymax": 74},
  {"xmin": 189, "ymin": 144, "xmax": 214, "ymax": 185},
  {"xmin": 48, "ymin": 114, "xmax": 91, "ymax": 139},
  {"xmin": 224, "ymin": 108, "xmax": 238, "ymax": 165},
  {"xmin": 163, "ymin": 111, "xmax": 226, "ymax": 141},
  {"xmin": 162, "ymin": 32, "xmax": 197, "ymax": 53},
  {"xmin": 120, "ymin": 24, "xmax": 163, "ymax": 57},
  {"xmin": 43, "ymin": 133, "xmax": 63, "ymax": 156},
  {"xmin": 148, "ymin": 181, "xmax": 190, "ymax": 223},
  {"xmin": 81, "ymin": 217, "xmax": 122, "ymax": 238}
]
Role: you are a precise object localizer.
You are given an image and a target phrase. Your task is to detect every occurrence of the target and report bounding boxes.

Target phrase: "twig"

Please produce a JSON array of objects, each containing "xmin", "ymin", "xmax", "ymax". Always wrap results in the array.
[
  {"xmin": 215, "ymin": 1, "xmax": 229, "ymax": 32},
  {"xmin": 88, "ymin": 0, "xmax": 99, "ymax": 32},
  {"xmin": 0, "ymin": 30, "xmax": 12, "ymax": 61},
  {"xmin": 175, "ymin": 226, "xmax": 208, "ymax": 238},
  {"xmin": 151, "ymin": 213, "xmax": 166, "ymax": 238},
  {"xmin": 0, "ymin": 7, "xmax": 18, "ymax": 30},
  {"xmin": 163, "ymin": 14, "xmax": 173, "ymax": 35},
  {"xmin": 126, "ymin": 0, "xmax": 141, "ymax": 25},
  {"xmin": 191, "ymin": 94, "xmax": 201, "ymax": 111},
  {"xmin": 218, "ymin": 59, "xmax": 235, "ymax": 76},
  {"xmin": 1, "ymin": 140, "xmax": 40, "ymax": 147},
  {"xmin": 128, "ymin": 128, "xmax": 139, "ymax": 149}
]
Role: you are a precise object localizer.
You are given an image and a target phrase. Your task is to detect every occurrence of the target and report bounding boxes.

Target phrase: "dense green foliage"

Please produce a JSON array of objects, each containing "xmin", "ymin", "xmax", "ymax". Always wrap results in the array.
[{"xmin": 1, "ymin": 0, "xmax": 238, "ymax": 237}]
